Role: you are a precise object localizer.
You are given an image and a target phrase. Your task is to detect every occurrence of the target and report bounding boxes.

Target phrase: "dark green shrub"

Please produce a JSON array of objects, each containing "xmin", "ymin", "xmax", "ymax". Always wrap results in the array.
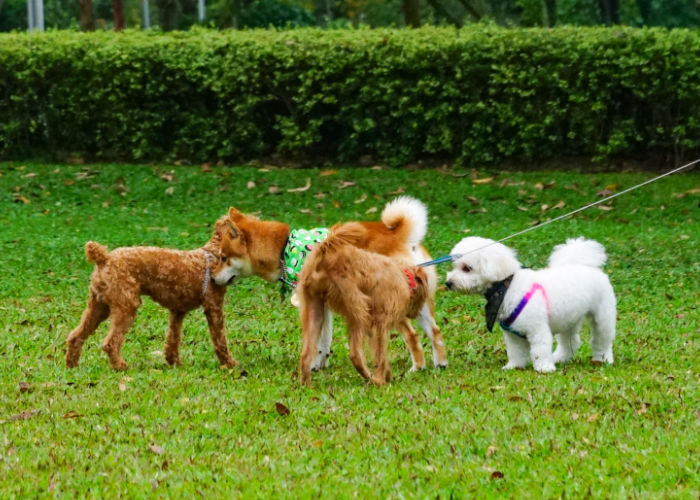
[{"xmin": 1, "ymin": 26, "xmax": 700, "ymax": 165}]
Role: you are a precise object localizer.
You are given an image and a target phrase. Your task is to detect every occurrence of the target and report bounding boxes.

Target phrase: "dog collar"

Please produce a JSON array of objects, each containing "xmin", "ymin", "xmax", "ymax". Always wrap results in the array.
[
  {"xmin": 281, "ymin": 228, "xmax": 330, "ymax": 290},
  {"xmin": 483, "ymin": 275, "xmax": 514, "ymax": 332},
  {"xmin": 404, "ymin": 268, "xmax": 417, "ymax": 292}
]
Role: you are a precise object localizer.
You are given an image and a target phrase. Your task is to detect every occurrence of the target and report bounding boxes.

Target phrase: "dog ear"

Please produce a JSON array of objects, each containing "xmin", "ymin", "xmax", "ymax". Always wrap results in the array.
[
  {"xmin": 228, "ymin": 207, "xmax": 244, "ymax": 222},
  {"xmin": 225, "ymin": 220, "xmax": 240, "ymax": 239}
]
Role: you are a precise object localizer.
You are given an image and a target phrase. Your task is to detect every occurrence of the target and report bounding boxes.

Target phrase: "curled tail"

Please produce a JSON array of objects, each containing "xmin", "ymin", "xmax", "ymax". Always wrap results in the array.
[
  {"xmin": 381, "ymin": 196, "xmax": 428, "ymax": 246},
  {"xmin": 548, "ymin": 237, "xmax": 607, "ymax": 268},
  {"xmin": 85, "ymin": 241, "xmax": 109, "ymax": 266}
]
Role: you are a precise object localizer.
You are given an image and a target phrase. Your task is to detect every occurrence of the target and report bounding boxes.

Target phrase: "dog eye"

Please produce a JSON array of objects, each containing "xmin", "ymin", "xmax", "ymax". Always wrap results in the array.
[
  {"xmin": 461, "ymin": 264, "xmax": 471, "ymax": 273},
  {"xmin": 221, "ymin": 256, "xmax": 227, "ymax": 263}
]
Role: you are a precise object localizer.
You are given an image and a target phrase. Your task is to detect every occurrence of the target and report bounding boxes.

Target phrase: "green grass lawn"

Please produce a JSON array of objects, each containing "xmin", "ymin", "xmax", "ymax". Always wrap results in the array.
[{"xmin": 0, "ymin": 162, "xmax": 698, "ymax": 498}]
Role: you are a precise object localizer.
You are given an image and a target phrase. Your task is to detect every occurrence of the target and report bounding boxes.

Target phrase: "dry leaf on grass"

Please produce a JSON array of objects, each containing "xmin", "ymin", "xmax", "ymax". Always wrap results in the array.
[
  {"xmin": 287, "ymin": 178, "xmax": 311, "ymax": 193},
  {"xmin": 339, "ymin": 181, "xmax": 356, "ymax": 189},
  {"xmin": 472, "ymin": 177, "xmax": 494, "ymax": 185},
  {"xmin": 150, "ymin": 444, "xmax": 165, "ymax": 455},
  {"xmin": 275, "ymin": 402, "xmax": 290, "ymax": 416},
  {"xmin": 354, "ymin": 194, "xmax": 368, "ymax": 204}
]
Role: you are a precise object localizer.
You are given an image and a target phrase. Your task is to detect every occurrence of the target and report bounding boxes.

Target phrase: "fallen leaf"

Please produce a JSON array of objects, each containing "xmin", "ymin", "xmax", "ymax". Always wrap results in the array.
[
  {"xmin": 517, "ymin": 206, "xmax": 529, "ymax": 212},
  {"xmin": 390, "ymin": 187, "xmax": 406, "ymax": 195},
  {"xmin": 597, "ymin": 205, "xmax": 613, "ymax": 211},
  {"xmin": 161, "ymin": 173, "xmax": 174, "ymax": 182},
  {"xmin": 467, "ymin": 196, "xmax": 480, "ymax": 206},
  {"xmin": 490, "ymin": 471, "xmax": 504, "ymax": 479},
  {"xmin": 339, "ymin": 181, "xmax": 356, "ymax": 189},
  {"xmin": 506, "ymin": 395, "xmax": 524, "ymax": 402},
  {"xmin": 165, "ymin": 187, "xmax": 174, "ymax": 196},
  {"xmin": 486, "ymin": 445, "xmax": 498, "ymax": 458},
  {"xmin": 314, "ymin": 192, "xmax": 326, "ymax": 199},
  {"xmin": 365, "ymin": 207, "xmax": 377, "ymax": 214},
  {"xmin": 299, "ymin": 208, "xmax": 312, "ymax": 214},
  {"xmin": 541, "ymin": 204, "xmax": 550, "ymax": 212},
  {"xmin": 14, "ymin": 194, "xmax": 30, "ymax": 204},
  {"xmin": 320, "ymin": 169, "xmax": 338, "ymax": 176},
  {"xmin": 19, "ymin": 382, "xmax": 31, "ymax": 394},
  {"xmin": 587, "ymin": 413, "xmax": 599, "ymax": 423},
  {"xmin": 472, "ymin": 177, "xmax": 494, "ymax": 185},
  {"xmin": 597, "ymin": 188, "xmax": 615, "ymax": 197},
  {"xmin": 312, "ymin": 440, "xmax": 323, "ymax": 447},
  {"xmin": 332, "ymin": 200, "xmax": 341, "ymax": 209},
  {"xmin": 287, "ymin": 178, "xmax": 311, "ymax": 193},
  {"xmin": 63, "ymin": 410, "xmax": 82, "ymax": 419},
  {"xmin": 552, "ymin": 200, "xmax": 566, "ymax": 210},
  {"xmin": 268, "ymin": 186, "xmax": 281, "ymax": 195},
  {"xmin": 275, "ymin": 402, "xmax": 290, "ymax": 416},
  {"xmin": 635, "ymin": 403, "xmax": 650, "ymax": 415},
  {"xmin": 118, "ymin": 380, "xmax": 127, "ymax": 392},
  {"xmin": 354, "ymin": 194, "xmax": 368, "ymax": 204},
  {"xmin": 571, "ymin": 413, "xmax": 579, "ymax": 421},
  {"xmin": 150, "ymin": 444, "xmax": 165, "ymax": 455},
  {"xmin": 247, "ymin": 181, "xmax": 256, "ymax": 189},
  {"xmin": 535, "ymin": 180, "xmax": 556, "ymax": 190}
]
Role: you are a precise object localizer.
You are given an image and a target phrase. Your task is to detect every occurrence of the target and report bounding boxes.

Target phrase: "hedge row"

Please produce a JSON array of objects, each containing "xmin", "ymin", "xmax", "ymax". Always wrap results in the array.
[{"xmin": 2, "ymin": 26, "xmax": 700, "ymax": 165}]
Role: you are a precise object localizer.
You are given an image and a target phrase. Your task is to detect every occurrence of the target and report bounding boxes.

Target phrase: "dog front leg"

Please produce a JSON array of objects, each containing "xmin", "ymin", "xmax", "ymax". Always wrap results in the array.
[
  {"xmin": 502, "ymin": 331, "xmax": 530, "ymax": 371},
  {"xmin": 418, "ymin": 303, "xmax": 448, "ymax": 368},
  {"xmin": 203, "ymin": 304, "xmax": 238, "ymax": 368},
  {"xmin": 101, "ymin": 307, "xmax": 137, "ymax": 371},
  {"xmin": 398, "ymin": 319, "xmax": 425, "ymax": 372},
  {"xmin": 165, "ymin": 310, "xmax": 186, "ymax": 366},
  {"xmin": 310, "ymin": 304, "xmax": 333, "ymax": 371},
  {"xmin": 299, "ymin": 298, "xmax": 325, "ymax": 386},
  {"xmin": 528, "ymin": 327, "xmax": 556, "ymax": 373}
]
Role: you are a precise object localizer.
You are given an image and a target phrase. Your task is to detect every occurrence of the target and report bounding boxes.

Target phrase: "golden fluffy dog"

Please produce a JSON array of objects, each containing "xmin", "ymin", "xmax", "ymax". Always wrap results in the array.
[
  {"xmin": 216, "ymin": 196, "xmax": 447, "ymax": 372},
  {"xmin": 66, "ymin": 216, "xmax": 239, "ymax": 371},
  {"xmin": 297, "ymin": 223, "xmax": 429, "ymax": 386}
]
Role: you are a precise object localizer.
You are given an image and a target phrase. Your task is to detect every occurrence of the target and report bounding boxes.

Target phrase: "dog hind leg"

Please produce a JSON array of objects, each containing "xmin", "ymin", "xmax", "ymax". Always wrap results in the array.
[
  {"xmin": 311, "ymin": 304, "xmax": 333, "ymax": 371},
  {"xmin": 347, "ymin": 322, "xmax": 372, "ymax": 381},
  {"xmin": 370, "ymin": 327, "xmax": 390, "ymax": 385},
  {"xmin": 101, "ymin": 306, "xmax": 137, "ymax": 371},
  {"xmin": 590, "ymin": 294, "xmax": 616, "ymax": 364},
  {"xmin": 552, "ymin": 321, "xmax": 583, "ymax": 364},
  {"xmin": 165, "ymin": 310, "xmax": 186, "ymax": 366},
  {"xmin": 299, "ymin": 297, "xmax": 325, "ymax": 386},
  {"xmin": 66, "ymin": 291, "xmax": 110, "ymax": 368}
]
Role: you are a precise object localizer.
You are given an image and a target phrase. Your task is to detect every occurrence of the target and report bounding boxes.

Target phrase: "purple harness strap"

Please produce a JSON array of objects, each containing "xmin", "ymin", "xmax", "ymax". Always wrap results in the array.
[{"xmin": 500, "ymin": 283, "xmax": 549, "ymax": 337}]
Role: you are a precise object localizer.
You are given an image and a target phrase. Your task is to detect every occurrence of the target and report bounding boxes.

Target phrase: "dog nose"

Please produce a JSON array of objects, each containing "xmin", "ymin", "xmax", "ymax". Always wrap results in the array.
[{"xmin": 445, "ymin": 280, "xmax": 453, "ymax": 290}]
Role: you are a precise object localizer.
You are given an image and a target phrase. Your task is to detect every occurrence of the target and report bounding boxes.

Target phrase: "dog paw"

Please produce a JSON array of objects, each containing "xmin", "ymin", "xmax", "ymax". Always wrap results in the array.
[
  {"xmin": 533, "ymin": 361, "xmax": 556, "ymax": 373},
  {"xmin": 502, "ymin": 362, "xmax": 523, "ymax": 370},
  {"xmin": 552, "ymin": 352, "xmax": 572, "ymax": 364},
  {"xmin": 409, "ymin": 363, "xmax": 426, "ymax": 373}
]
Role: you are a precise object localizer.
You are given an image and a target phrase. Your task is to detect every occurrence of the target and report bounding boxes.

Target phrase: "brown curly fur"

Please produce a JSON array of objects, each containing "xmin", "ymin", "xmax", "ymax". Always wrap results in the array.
[
  {"xmin": 65, "ymin": 216, "xmax": 238, "ymax": 371},
  {"xmin": 298, "ymin": 223, "xmax": 429, "ymax": 386}
]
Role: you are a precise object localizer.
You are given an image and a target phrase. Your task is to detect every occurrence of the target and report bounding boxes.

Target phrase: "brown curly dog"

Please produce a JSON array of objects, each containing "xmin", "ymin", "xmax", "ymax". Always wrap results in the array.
[{"xmin": 66, "ymin": 216, "xmax": 240, "ymax": 371}]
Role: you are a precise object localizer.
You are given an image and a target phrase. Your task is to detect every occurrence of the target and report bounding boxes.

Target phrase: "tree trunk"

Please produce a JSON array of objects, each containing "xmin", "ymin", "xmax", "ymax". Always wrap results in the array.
[
  {"xmin": 544, "ymin": 0, "xmax": 556, "ymax": 26},
  {"xmin": 112, "ymin": 0, "xmax": 125, "ymax": 30},
  {"xmin": 79, "ymin": 0, "xmax": 95, "ymax": 31},
  {"xmin": 402, "ymin": 0, "xmax": 420, "ymax": 27}
]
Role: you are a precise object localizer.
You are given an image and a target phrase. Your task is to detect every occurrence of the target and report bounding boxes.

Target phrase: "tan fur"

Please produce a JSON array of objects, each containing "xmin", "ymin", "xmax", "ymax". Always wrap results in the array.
[
  {"xmin": 220, "ymin": 206, "xmax": 447, "ymax": 368},
  {"xmin": 66, "ymin": 216, "xmax": 238, "ymax": 371},
  {"xmin": 298, "ymin": 223, "xmax": 430, "ymax": 386}
]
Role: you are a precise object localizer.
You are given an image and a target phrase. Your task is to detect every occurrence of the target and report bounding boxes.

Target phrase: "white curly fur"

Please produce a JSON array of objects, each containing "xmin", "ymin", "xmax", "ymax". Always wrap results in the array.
[{"xmin": 446, "ymin": 237, "xmax": 617, "ymax": 373}]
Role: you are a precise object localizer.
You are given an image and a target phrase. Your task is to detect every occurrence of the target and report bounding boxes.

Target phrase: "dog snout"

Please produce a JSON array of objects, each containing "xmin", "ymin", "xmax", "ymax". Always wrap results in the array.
[{"xmin": 445, "ymin": 280, "xmax": 454, "ymax": 290}]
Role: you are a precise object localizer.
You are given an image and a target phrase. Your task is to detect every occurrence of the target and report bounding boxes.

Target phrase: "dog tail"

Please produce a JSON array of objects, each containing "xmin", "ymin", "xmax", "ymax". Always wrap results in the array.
[
  {"xmin": 381, "ymin": 196, "xmax": 428, "ymax": 246},
  {"xmin": 548, "ymin": 237, "xmax": 607, "ymax": 269},
  {"xmin": 323, "ymin": 222, "xmax": 368, "ymax": 249},
  {"xmin": 85, "ymin": 241, "xmax": 109, "ymax": 266}
]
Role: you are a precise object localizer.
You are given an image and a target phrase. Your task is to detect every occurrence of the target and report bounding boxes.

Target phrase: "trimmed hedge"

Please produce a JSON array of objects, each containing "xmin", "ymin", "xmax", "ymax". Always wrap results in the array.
[{"xmin": 2, "ymin": 26, "xmax": 700, "ymax": 165}]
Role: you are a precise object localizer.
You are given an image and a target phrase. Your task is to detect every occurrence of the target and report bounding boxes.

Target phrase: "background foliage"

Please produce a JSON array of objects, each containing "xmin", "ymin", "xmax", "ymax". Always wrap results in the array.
[
  {"xmin": 2, "ymin": 26, "xmax": 700, "ymax": 165},
  {"xmin": 2, "ymin": 0, "xmax": 700, "ymax": 31}
]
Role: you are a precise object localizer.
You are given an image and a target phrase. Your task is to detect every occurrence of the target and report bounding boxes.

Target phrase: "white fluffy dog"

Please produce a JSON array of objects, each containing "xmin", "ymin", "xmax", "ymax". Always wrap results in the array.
[{"xmin": 445, "ymin": 237, "xmax": 616, "ymax": 373}]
